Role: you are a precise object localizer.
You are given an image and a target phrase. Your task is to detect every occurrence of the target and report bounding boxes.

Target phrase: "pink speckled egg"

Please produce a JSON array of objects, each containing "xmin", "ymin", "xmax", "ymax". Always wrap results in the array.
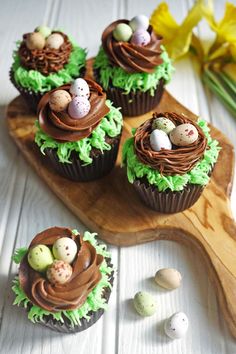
[
  {"xmin": 68, "ymin": 96, "xmax": 91, "ymax": 119},
  {"xmin": 69, "ymin": 78, "xmax": 90, "ymax": 98},
  {"xmin": 46, "ymin": 33, "xmax": 64, "ymax": 49},
  {"xmin": 47, "ymin": 260, "xmax": 72, "ymax": 285},
  {"xmin": 169, "ymin": 123, "xmax": 199, "ymax": 146},
  {"xmin": 131, "ymin": 29, "xmax": 151, "ymax": 46}
]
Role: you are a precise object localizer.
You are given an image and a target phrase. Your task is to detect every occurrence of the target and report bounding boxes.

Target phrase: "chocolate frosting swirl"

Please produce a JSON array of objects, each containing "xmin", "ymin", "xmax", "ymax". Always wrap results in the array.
[
  {"xmin": 38, "ymin": 79, "xmax": 110, "ymax": 142},
  {"xmin": 102, "ymin": 19, "xmax": 163, "ymax": 73},
  {"xmin": 18, "ymin": 31, "xmax": 72, "ymax": 75},
  {"xmin": 19, "ymin": 227, "xmax": 104, "ymax": 312},
  {"xmin": 134, "ymin": 112, "xmax": 208, "ymax": 175}
]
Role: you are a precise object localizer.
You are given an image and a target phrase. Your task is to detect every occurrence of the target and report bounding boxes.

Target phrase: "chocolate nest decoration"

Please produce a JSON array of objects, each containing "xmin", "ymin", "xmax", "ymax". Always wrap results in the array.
[
  {"xmin": 134, "ymin": 112, "xmax": 208, "ymax": 175},
  {"xmin": 18, "ymin": 31, "xmax": 72, "ymax": 75}
]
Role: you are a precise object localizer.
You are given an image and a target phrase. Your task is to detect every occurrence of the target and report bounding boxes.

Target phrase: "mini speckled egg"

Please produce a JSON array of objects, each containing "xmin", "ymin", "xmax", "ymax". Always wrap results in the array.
[
  {"xmin": 46, "ymin": 33, "xmax": 64, "ymax": 49},
  {"xmin": 49, "ymin": 90, "xmax": 72, "ymax": 112},
  {"xmin": 133, "ymin": 291, "xmax": 157, "ymax": 317},
  {"xmin": 150, "ymin": 129, "xmax": 172, "ymax": 152},
  {"xmin": 47, "ymin": 260, "xmax": 72, "ymax": 285},
  {"xmin": 35, "ymin": 25, "xmax": 51, "ymax": 38},
  {"xmin": 52, "ymin": 237, "xmax": 78, "ymax": 264},
  {"xmin": 170, "ymin": 123, "xmax": 198, "ymax": 146},
  {"xmin": 131, "ymin": 29, "xmax": 151, "ymax": 46},
  {"xmin": 152, "ymin": 117, "xmax": 176, "ymax": 134},
  {"xmin": 28, "ymin": 244, "xmax": 54, "ymax": 272},
  {"xmin": 68, "ymin": 96, "xmax": 91, "ymax": 119},
  {"xmin": 26, "ymin": 32, "xmax": 45, "ymax": 50},
  {"xmin": 69, "ymin": 78, "xmax": 90, "ymax": 98},
  {"xmin": 113, "ymin": 23, "xmax": 133, "ymax": 42},
  {"xmin": 164, "ymin": 312, "xmax": 189, "ymax": 339},
  {"xmin": 129, "ymin": 14, "xmax": 149, "ymax": 31},
  {"xmin": 155, "ymin": 268, "xmax": 182, "ymax": 290}
]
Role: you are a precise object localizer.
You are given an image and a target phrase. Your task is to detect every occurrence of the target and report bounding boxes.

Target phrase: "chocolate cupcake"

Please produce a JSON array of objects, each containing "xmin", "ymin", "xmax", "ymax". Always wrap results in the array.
[
  {"xmin": 94, "ymin": 15, "xmax": 174, "ymax": 116},
  {"xmin": 12, "ymin": 227, "xmax": 114, "ymax": 333},
  {"xmin": 10, "ymin": 25, "xmax": 86, "ymax": 112},
  {"xmin": 122, "ymin": 112, "xmax": 220, "ymax": 213},
  {"xmin": 35, "ymin": 78, "xmax": 123, "ymax": 181}
]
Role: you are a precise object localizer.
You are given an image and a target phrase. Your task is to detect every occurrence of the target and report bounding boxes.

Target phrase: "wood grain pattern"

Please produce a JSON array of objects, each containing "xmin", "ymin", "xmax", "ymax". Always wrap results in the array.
[{"xmin": 6, "ymin": 58, "xmax": 236, "ymax": 338}]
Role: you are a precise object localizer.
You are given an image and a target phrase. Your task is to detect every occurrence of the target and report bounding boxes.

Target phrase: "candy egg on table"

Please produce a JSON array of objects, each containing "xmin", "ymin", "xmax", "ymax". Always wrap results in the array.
[
  {"xmin": 46, "ymin": 33, "xmax": 64, "ymax": 49},
  {"xmin": 133, "ymin": 291, "xmax": 157, "ymax": 317},
  {"xmin": 68, "ymin": 96, "xmax": 91, "ymax": 119},
  {"xmin": 113, "ymin": 23, "xmax": 133, "ymax": 42},
  {"xmin": 47, "ymin": 260, "xmax": 72, "ymax": 285},
  {"xmin": 154, "ymin": 268, "xmax": 182, "ymax": 290},
  {"xmin": 35, "ymin": 25, "xmax": 51, "ymax": 38},
  {"xmin": 150, "ymin": 129, "xmax": 172, "ymax": 152},
  {"xmin": 49, "ymin": 90, "xmax": 72, "ymax": 112},
  {"xmin": 52, "ymin": 237, "xmax": 78, "ymax": 264},
  {"xmin": 152, "ymin": 117, "xmax": 176, "ymax": 134},
  {"xmin": 131, "ymin": 29, "xmax": 151, "ymax": 46},
  {"xmin": 129, "ymin": 14, "xmax": 149, "ymax": 31},
  {"xmin": 26, "ymin": 32, "xmax": 45, "ymax": 50},
  {"xmin": 170, "ymin": 123, "xmax": 198, "ymax": 146},
  {"xmin": 28, "ymin": 244, "xmax": 54, "ymax": 272},
  {"xmin": 69, "ymin": 78, "xmax": 90, "ymax": 98},
  {"xmin": 164, "ymin": 312, "xmax": 189, "ymax": 339}
]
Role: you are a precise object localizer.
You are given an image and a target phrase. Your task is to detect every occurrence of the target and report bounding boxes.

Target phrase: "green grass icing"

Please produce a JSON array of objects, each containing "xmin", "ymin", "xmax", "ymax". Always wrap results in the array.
[
  {"xmin": 93, "ymin": 46, "xmax": 174, "ymax": 95},
  {"xmin": 12, "ymin": 230, "xmax": 113, "ymax": 327},
  {"xmin": 12, "ymin": 41, "xmax": 87, "ymax": 93},
  {"xmin": 35, "ymin": 99, "xmax": 123, "ymax": 165},
  {"xmin": 122, "ymin": 120, "xmax": 220, "ymax": 192}
]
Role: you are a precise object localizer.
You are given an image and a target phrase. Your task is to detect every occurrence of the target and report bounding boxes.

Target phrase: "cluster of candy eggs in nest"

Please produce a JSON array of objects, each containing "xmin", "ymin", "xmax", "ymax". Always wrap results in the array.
[
  {"xmin": 48, "ymin": 78, "xmax": 91, "ymax": 119},
  {"xmin": 25, "ymin": 25, "xmax": 65, "ymax": 50},
  {"xmin": 112, "ymin": 14, "xmax": 151, "ymax": 47},
  {"xmin": 150, "ymin": 117, "xmax": 199, "ymax": 152},
  {"xmin": 27, "ymin": 237, "xmax": 78, "ymax": 285}
]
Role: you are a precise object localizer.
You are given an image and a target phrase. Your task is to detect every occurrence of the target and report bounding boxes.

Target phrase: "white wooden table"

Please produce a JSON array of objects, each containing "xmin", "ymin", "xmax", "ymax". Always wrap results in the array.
[{"xmin": 0, "ymin": 1, "xmax": 236, "ymax": 353}]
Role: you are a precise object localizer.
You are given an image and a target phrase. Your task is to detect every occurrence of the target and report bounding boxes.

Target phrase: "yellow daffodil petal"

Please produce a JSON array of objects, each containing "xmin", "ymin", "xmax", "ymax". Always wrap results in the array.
[{"xmin": 223, "ymin": 63, "xmax": 236, "ymax": 82}]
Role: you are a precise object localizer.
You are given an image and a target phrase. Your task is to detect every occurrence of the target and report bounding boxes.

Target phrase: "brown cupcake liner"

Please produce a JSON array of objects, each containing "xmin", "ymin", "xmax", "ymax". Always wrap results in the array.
[
  {"xmin": 9, "ymin": 66, "xmax": 86, "ymax": 114},
  {"xmin": 133, "ymin": 179, "xmax": 205, "ymax": 213},
  {"xmin": 42, "ymin": 136, "xmax": 120, "ymax": 182},
  {"xmin": 94, "ymin": 69, "xmax": 164, "ymax": 116}
]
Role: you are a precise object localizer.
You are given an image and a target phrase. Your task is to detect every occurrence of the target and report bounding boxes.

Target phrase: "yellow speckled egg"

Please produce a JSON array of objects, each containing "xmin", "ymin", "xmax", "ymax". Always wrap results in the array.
[
  {"xmin": 49, "ymin": 90, "xmax": 72, "ymax": 112},
  {"xmin": 155, "ymin": 268, "xmax": 182, "ymax": 290},
  {"xmin": 26, "ymin": 32, "xmax": 45, "ymax": 50},
  {"xmin": 169, "ymin": 123, "xmax": 198, "ymax": 146}
]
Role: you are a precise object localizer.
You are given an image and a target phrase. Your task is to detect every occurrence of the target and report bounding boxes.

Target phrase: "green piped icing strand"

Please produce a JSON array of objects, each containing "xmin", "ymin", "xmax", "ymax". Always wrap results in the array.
[
  {"xmin": 35, "ymin": 99, "xmax": 123, "ymax": 165},
  {"xmin": 93, "ymin": 45, "xmax": 174, "ymax": 95},
  {"xmin": 12, "ymin": 230, "xmax": 113, "ymax": 327},
  {"xmin": 12, "ymin": 41, "xmax": 86, "ymax": 93},
  {"xmin": 122, "ymin": 120, "xmax": 220, "ymax": 192}
]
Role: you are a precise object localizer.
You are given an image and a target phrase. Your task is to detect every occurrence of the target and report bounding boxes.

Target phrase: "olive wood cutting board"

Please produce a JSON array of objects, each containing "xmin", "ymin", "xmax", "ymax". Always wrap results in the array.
[{"xmin": 6, "ymin": 59, "xmax": 236, "ymax": 338}]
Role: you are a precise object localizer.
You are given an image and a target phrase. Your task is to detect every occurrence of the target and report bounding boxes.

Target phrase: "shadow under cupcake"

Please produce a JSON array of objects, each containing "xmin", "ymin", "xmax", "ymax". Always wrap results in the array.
[{"xmin": 122, "ymin": 112, "xmax": 220, "ymax": 213}]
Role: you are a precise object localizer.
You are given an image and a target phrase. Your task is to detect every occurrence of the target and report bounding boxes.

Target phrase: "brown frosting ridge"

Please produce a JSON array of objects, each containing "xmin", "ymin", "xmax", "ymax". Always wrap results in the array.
[
  {"xmin": 19, "ymin": 227, "xmax": 104, "ymax": 312},
  {"xmin": 102, "ymin": 19, "xmax": 163, "ymax": 73},
  {"xmin": 38, "ymin": 79, "xmax": 110, "ymax": 142},
  {"xmin": 134, "ymin": 112, "xmax": 208, "ymax": 175},
  {"xmin": 18, "ymin": 31, "xmax": 72, "ymax": 75}
]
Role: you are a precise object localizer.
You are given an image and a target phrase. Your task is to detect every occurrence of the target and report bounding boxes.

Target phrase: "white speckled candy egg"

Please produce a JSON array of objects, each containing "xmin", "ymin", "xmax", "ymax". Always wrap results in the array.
[
  {"xmin": 150, "ymin": 129, "xmax": 172, "ymax": 152},
  {"xmin": 47, "ymin": 260, "xmax": 72, "ymax": 285},
  {"xmin": 170, "ymin": 123, "xmax": 198, "ymax": 146},
  {"xmin": 133, "ymin": 291, "xmax": 157, "ymax": 316},
  {"xmin": 49, "ymin": 90, "xmax": 72, "ymax": 112},
  {"xmin": 129, "ymin": 14, "xmax": 149, "ymax": 31},
  {"xmin": 52, "ymin": 237, "xmax": 78, "ymax": 264},
  {"xmin": 152, "ymin": 117, "xmax": 176, "ymax": 134},
  {"xmin": 155, "ymin": 268, "xmax": 182, "ymax": 290},
  {"xmin": 164, "ymin": 312, "xmax": 189, "ymax": 339},
  {"xmin": 68, "ymin": 96, "xmax": 91, "ymax": 119},
  {"xmin": 131, "ymin": 29, "xmax": 151, "ymax": 46},
  {"xmin": 46, "ymin": 33, "xmax": 64, "ymax": 49},
  {"xmin": 26, "ymin": 32, "xmax": 45, "ymax": 50},
  {"xmin": 35, "ymin": 25, "xmax": 51, "ymax": 38},
  {"xmin": 113, "ymin": 23, "xmax": 133, "ymax": 42},
  {"xmin": 69, "ymin": 78, "xmax": 90, "ymax": 98}
]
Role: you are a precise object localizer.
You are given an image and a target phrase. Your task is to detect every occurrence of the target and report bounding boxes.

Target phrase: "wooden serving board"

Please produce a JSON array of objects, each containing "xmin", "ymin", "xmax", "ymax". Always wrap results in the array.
[{"xmin": 7, "ymin": 59, "xmax": 236, "ymax": 338}]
